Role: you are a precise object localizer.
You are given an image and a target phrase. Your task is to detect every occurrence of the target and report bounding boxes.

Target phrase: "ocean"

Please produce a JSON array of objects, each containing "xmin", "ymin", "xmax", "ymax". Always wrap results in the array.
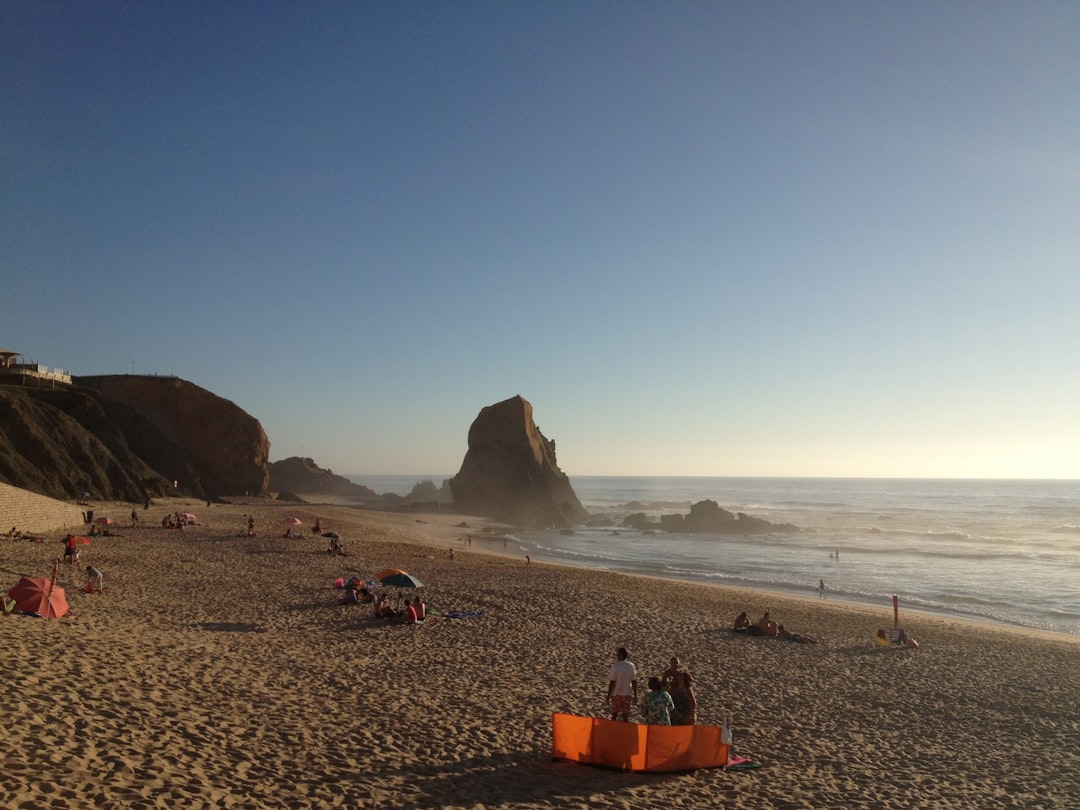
[{"xmin": 348, "ymin": 475, "xmax": 1080, "ymax": 637}]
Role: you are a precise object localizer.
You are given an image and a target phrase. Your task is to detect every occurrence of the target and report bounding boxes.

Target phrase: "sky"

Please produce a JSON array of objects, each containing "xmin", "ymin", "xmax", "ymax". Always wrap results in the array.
[{"xmin": 3, "ymin": 2, "xmax": 1079, "ymax": 479}]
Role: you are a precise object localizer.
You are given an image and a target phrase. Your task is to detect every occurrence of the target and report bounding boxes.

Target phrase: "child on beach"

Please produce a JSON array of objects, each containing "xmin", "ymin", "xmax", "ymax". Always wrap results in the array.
[
  {"xmin": 85, "ymin": 566, "xmax": 104, "ymax": 594},
  {"xmin": 643, "ymin": 677, "xmax": 674, "ymax": 725}
]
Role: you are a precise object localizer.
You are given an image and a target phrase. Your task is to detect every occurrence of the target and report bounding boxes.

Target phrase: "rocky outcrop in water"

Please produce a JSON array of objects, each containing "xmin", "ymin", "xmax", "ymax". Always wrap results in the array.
[
  {"xmin": 449, "ymin": 395, "xmax": 586, "ymax": 528},
  {"xmin": 623, "ymin": 499, "xmax": 798, "ymax": 534},
  {"xmin": 269, "ymin": 457, "xmax": 377, "ymax": 499}
]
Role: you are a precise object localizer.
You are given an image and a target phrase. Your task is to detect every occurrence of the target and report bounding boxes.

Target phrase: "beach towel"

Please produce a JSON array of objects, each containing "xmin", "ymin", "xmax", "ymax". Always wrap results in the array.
[{"xmin": 725, "ymin": 756, "xmax": 762, "ymax": 770}]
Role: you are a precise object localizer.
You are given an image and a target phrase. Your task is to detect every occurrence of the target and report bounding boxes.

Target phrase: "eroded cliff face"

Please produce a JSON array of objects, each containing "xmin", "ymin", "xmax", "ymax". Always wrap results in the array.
[
  {"xmin": 0, "ymin": 376, "xmax": 270, "ymax": 501},
  {"xmin": 0, "ymin": 387, "xmax": 162, "ymax": 501},
  {"xmin": 82, "ymin": 376, "xmax": 270, "ymax": 498},
  {"xmin": 449, "ymin": 395, "xmax": 586, "ymax": 527}
]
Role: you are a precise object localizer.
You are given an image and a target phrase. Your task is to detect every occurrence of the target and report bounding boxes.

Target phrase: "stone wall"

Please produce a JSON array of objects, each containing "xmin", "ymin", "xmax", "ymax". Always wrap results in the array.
[{"xmin": 0, "ymin": 482, "xmax": 87, "ymax": 535}]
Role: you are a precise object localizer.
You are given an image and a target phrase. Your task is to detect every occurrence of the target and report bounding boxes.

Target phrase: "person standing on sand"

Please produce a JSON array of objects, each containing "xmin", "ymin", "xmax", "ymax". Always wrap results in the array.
[
  {"xmin": 819, "ymin": 579, "xmax": 826, "ymax": 599},
  {"xmin": 607, "ymin": 647, "xmax": 637, "ymax": 722},
  {"xmin": 643, "ymin": 677, "xmax": 675, "ymax": 725}
]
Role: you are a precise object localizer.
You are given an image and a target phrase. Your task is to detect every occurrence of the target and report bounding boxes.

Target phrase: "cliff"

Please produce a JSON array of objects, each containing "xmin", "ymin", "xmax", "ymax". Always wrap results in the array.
[
  {"xmin": 0, "ymin": 376, "xmax": 270, "ymax": 502},
  {"xmin": 449, "ymin": 395, "xmax": 586, "ymax": 528}
]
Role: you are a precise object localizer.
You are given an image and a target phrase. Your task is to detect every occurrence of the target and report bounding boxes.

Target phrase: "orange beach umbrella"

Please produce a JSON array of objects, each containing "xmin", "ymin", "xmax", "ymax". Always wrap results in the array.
[{"xmin": 8, "ymin": 562, "xmax": 69, "ymax": 619}]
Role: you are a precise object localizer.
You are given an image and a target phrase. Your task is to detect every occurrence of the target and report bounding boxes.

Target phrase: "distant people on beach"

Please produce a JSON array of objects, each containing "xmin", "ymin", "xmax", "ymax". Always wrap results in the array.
[
  {"xmin": 732, "ymin": 612, "xmax": 751, "ymax": 633},
  {"xmin": 85, "ymin": 565, "xmax": 103, "ymax": 594},
  {"xmin": 778, "ymin": 624, "xmax": 816, "ymax": 644},
  {"xmin": 313, "ymin": 517, "xmax": 322, "ymax": 538},
  {"xmin": 247, "ymin": 516, "xmax": 256, "ymax": 537},
  {"xmin": 670, "ymin": 671, "xmax": 697, "ymax": 725},
  {"xmin": 760, "ymin": 613, "xmax": 777, "ymax": 639},
  {"xmin": 130, "ymin": 509, "xmax": 139, "ymax": 527},
  {"xmin": 63, "ymin": 534, "xmax": 79, "ymax": 563},
  {"xmin": 404, "ymin": 595, "xmax": 425, "ymax": 624},
  {"xmin": 374, "ymin": 594, "xmax": 398, "ymax": 619},
  {"xmin": 662, "ymin": 656, "xmax": 682, "ymax": 687},
  {"xmin": 819, "ymin": 579, "xmax": 826, "ymax": 599},
  {"xmin": 643, "ymin": 677, "xmax": 674, "ymax": 725},
  {"xmin": 606, "ymin": 647, "xmax": 637, "ymax": 722}
]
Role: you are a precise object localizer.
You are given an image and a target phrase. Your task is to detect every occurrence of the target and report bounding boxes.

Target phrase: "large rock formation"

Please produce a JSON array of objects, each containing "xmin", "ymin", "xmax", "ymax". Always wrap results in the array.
[
  {"xmin": 0, "ymin": 376, "xmax": 270, "ymax": 502},
  {"xmin": 268, "ymin": 457, "xmax": 377, "ymax": 499},
  {"xmin": 449, "ymin": 395, "xmax": 586, "ymax": 527},
  {"xmin": 623, "ymin": 499, "xmax": 799, "ymax": 534}
]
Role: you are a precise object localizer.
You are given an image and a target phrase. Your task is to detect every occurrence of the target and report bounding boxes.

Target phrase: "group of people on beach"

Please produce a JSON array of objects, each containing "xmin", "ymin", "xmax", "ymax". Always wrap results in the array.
[
  {"xmin": 58, "ymin": 534, "xmax": 104, "ymax": 593},
  {"xmin": 732, "ymin": 610, "xmax": 816, "ymax": 643},
  {"xmin": 4, "ymin": 526, "xmax": 44, "ymax": 542},
  {"xmin": 606, "ymin": 648, "xmax": 698, "ymax": 726},
  {"xmin": 160, "ymin": 512, "xmax": 192, "ymax": 530},
  {"xmin": 375, "ymin": 593, "xmax": 426, "ymax": 623}
]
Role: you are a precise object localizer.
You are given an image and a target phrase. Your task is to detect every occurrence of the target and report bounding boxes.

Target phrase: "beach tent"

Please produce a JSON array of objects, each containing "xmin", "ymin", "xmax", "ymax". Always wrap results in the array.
[
  {"xmin": 552, "ymin": 714, "xmax": 730, "ymax": 772},
  {"xmin": 8, "ymin": 563, "xmax": 69, "ymax": 619}
]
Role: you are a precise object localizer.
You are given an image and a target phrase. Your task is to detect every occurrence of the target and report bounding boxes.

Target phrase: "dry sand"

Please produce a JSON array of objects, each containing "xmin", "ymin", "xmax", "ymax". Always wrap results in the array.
[{"xmin": 3, "ymin": 497, "xmax": 1078, "ymax": 809}]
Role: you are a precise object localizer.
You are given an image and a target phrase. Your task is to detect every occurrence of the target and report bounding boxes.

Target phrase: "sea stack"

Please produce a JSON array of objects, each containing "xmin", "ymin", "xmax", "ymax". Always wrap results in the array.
[{"xmin": 449, "ymin": 395, "xmax": 586, "ymax": 528}]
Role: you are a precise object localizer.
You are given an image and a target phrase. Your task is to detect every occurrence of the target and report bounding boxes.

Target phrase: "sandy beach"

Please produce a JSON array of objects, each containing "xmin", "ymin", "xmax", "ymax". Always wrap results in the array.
[{"xmin": 3, "ymin": 498, "xmax": 1078, "ymax": 809}]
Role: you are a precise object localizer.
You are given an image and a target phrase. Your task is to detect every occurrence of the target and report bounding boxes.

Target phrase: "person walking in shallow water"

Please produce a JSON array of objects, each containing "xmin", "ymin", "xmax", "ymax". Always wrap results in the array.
[{"xmin": 819, "ymin": 579, "xmax": 826, "ymax": 599}]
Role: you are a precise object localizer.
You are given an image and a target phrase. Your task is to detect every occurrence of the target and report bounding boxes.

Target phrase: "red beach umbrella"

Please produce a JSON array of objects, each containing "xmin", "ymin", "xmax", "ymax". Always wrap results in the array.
[{"xmin": 8, "ymin": 562, "xmax": 69, "ymax": 619}]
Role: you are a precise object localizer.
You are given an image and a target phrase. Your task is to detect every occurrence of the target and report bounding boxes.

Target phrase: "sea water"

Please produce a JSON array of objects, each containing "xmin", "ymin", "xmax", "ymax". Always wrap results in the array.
[{"xmin": 348, "ymin": 476, "xmax": 1080, "ymax": 637}]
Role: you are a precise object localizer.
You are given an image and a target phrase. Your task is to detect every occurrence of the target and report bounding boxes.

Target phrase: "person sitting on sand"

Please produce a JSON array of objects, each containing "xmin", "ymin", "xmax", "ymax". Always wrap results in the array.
[
  {"xmin": 357, "ymin": 587, "xmax": 375, "ymax": 604},
  {"xmin": 342, "ymin": 586, "xmax": 359, "ymax": 606},
  {"xmin": 374, "ymin": 594, "xmax": 398, "ymax": 619},
  {"xmin": 642, "ymin": 677, "xmax": 675, "ymax": 725},
  {"xmin": 670, "ymin": 671, "xmax": 697, "ymax": 725},
  {"xmin": 411, "ymin": 595, "xmax": 425, "ymax": 622},
  {"xmin": 733, "ymin": 612, "xmax": 751, "ymax": 633},
  {"xmin": 756, "ymin": 611, "xmax": 779, "ymax": 637}
]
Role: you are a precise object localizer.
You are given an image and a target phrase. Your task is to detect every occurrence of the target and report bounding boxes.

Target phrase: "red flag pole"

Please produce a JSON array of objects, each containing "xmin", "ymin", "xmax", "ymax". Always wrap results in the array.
[{"xmin": 46, "ymin": 558, "xmax": 60, "ymax": 620}]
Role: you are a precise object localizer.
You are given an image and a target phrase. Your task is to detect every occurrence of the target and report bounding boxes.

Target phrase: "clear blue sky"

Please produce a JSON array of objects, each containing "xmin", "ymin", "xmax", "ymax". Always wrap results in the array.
[{"xmin": 3, "ymin": 2, "xmax": 1078, "ymax": 478}]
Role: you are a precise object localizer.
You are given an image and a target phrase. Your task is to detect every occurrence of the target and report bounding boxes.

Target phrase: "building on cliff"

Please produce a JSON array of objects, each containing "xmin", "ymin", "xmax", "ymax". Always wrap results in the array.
[{"xmin": 0, "ymin": 348, "xmax": 72, "ymax": 388}]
